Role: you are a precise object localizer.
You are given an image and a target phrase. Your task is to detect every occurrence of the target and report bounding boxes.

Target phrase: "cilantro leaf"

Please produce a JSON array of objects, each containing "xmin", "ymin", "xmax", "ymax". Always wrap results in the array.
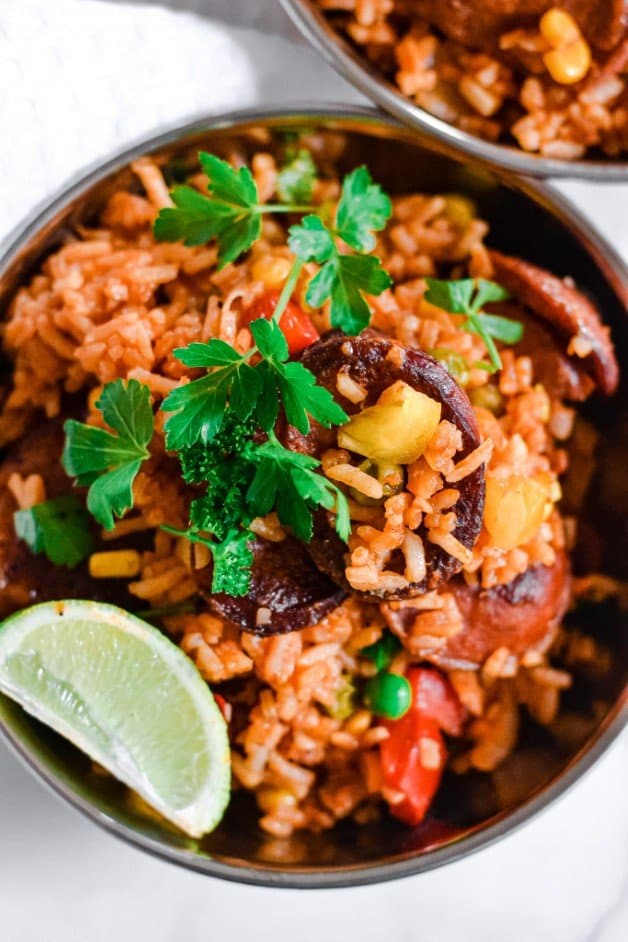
[
  {"xmin": 154, "ymin": 153, "xmax": 261, "ymax": 269},
  {"xmin": 162, "ymin": 342, "xmax": 260, "ymax": 450},
  {"xmin": 62, "ymin": 379, "xmax": 154, "ymax": 530},
  {"xmin": 307, "ymin": 253, "xmax": 392, "ymax": 335},
  {"xmin": 249, "ymin": 318, "xmax": 348, "ymax": 433},
  {"xmin": 277, "ymin": 148, "xmax": 317, "ymax": 204},
  {"xmin": 335, "ymin": 166, "xmax": 393, "ymax": 252},
  {"xmin": 424, "ymin": 277, "xmax": 521, "ymax": 372},
  {"xmin": 14, "ymin": 495, "xmax": 94, "ymax": 568},
  {"xmin": 247, "ymin": 438, "xmax": 350, "ymax": 543}
]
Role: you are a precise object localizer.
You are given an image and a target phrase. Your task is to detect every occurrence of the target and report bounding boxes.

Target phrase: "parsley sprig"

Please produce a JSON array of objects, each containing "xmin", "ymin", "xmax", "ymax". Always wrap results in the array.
[
  {"xmin": 62, "ymin": 379, "xmax": 154, "ymax": 530},
  {"xmin": 162, "ymin": 316, "xmax": 347, "ymax": 451},
  {"xmin": 424, "ymin": 278, "xmax": 523, "ymax": 372},
  {"xmin": 154, "ymin": 153, "xmax": 392, "ymax": 335}
]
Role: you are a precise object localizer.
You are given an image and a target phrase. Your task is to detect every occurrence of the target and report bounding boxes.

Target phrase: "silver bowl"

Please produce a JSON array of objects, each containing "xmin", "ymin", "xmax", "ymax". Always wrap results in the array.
[
  {"xmin": 281, "ymin": 0, "xmax": 628, "ymax": 181},
  {"xmin": 0, "ymin": 107, "xmax": 626, "ymax": 887}
]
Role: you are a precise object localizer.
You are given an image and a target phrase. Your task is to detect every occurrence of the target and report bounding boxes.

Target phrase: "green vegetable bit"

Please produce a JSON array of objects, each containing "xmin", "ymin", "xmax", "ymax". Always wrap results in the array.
[
  {"xmin": 13, "ymin": 495, "xmax": 94, "ymax": 568},
  {"xmin": 361, "ymin": 630, "xmax": 402, "ymax": 671},
  {"xmin": 62, "ymin": 379, "xmax": 154, "ymax": 530},
  {"xmin": 162, "ymin": 525, "xmax": 255, "ymax": 597},
  {"xmin": 277, "ymin": 147, "xmax": 317, "ymax": 204},
  {"xmin": 425, "ymin": 277, "xmax": 523, "ymax": 372},
  {"xmin": 364, "ymin": 672, "xmax": 412, "ymax": 720}
]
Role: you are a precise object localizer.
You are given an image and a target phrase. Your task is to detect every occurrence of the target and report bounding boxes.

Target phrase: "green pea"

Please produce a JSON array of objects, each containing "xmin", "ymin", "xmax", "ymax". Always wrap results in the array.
[
  {"xmin": 361, "ymin": 630, "xmax": 402, "ymax": 671},
  {"xmin": 364, "ymin": 672, "xmax": 412, "ymax": 720}
]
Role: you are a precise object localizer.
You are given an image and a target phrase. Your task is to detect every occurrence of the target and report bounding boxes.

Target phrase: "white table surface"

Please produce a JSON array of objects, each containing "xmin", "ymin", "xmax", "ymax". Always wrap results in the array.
[{"xmin": 1, "ymin": 3, "xmax": 627, "ymax": 940}]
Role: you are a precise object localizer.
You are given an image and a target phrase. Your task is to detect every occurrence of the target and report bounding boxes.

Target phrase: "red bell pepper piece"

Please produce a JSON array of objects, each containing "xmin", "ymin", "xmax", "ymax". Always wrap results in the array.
[
  {"xmin": 246, "ymin": 290, "xmax": 319, "ymax": 356},
  {"xmin": 380, "ymin": 667, "xmax": 465, "ymax": 827}
]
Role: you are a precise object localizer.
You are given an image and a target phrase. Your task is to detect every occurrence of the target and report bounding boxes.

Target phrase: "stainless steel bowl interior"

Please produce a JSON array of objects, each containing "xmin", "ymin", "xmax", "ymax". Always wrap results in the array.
[
  {"xmin": 0, "ymin": 107, "xmax": 626, "ymax": 888},
  {"xmin": 281, "ymin": 0, "xmax": 628, "ymax": 182}
]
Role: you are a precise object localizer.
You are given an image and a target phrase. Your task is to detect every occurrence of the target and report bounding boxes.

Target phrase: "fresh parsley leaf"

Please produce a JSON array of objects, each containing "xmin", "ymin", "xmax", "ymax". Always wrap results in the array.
[
  {"xmin": 424, "ymin": 277, "xmax": 521, "ymax": 372},
  {"xmin": 288, "ymin": 214, "xmax": 335, "ymax": 262},
  {"xmin": 306, "ymin": 253, "xmax": 392, "ymax": 335},
  {"xmin": 14, "ymin": 495, "xmax": 94, "ymax": 568},
  {"xmin": 277, "ymin": 148, "xmax": 317, "ymax": 204},
  {"xmin": 249, "ymin": 318, "xmax": 348, "ymax": 433},
  {"xmin": 470, "ymin": 312, "xmax": 524, "ymax": 345},
  {"xmin": 162, "ymin": 341, "xmax": 260, "ymax": 450},
  {"xmin": 335, "ymin": 166, "xmax": 393, "ymax": 252},
  {"xmin": 247, "ymin": 437, "xmax": 350, "ymax": 543},
  {"xmin": 424, "ymin": 278, "xmax": 475, "ymax": 314},
  {"xmin": 154, "ymin": 153, "xmax": 261, "ymax": 268},
  {"xmin": 472, "ymin": 278, "xmax": 511, "ymax": 310},
  {"xmin": 62, "ymin": 379, "xmax": 154, "ymax": 530}
]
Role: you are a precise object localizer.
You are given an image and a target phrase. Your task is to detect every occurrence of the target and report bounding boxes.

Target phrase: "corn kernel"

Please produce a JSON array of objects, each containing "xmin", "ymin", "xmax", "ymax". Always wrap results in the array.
[
  {"xmin": 540, "ymin": 8, "xmax": 581, "ymax": 48},
  {"xmin": 544, "ymin": 39, "xmax": 591, "ymax": 84},
  {"xmin": 251, "ymin": 255, "xmax": 292, "ymax": 290},
  {"xmin": 88, "ymin": 549, "xmax": 141, "ymax": 579},
  {"xmin": 256, "ymin": 786, "xmax": 297, "ymax": 814}
]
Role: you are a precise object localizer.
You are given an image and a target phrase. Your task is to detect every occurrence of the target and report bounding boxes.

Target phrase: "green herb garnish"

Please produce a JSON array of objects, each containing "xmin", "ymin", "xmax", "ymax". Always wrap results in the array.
[
  {"xmin": 13, "ymin": 495, "xmax": 94, "ymax": 568},
  {"xmin": 162, "ymin": 317, "xmax": 346, "ymax": 451},
  {"xmin": 288, "ymin": 167, "xmax": 393, "ymax": 334},
  {"xmin": 154, "ymin": 153, "xmax": 392, "ymax": 335},
  {"xmin": 246, "ymin": 433, "xmax": 350, "ymax": 543},
  {"xmin": 424, "ymin": 278, "xmax": 522, "ymax": 372},
  {"xmin": 62, "ymin": 379, "xmax": 154, "ymax": 530}
]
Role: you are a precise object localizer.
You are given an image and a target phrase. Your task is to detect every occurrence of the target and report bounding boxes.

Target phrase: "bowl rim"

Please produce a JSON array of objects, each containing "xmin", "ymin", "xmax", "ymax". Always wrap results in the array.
[
  {"xmin": 0, "ymin": 104, "xmax": 626, "ymax": 889},
  {"xmin": 280, "ymin": 0, "xmax": 628, "ymax": 183}
]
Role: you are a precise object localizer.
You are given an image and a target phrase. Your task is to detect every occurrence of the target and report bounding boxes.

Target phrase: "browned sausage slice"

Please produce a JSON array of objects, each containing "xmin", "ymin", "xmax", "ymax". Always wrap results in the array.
[
  {"xmin": 289, "ymin": 332, "xmax": 486, "ymax": 600},
  {"xmin": 382, "ymin": 550, "xmax": 570, "ymax": 669},
  {"xmin": 489, "ymin": 250, "xmax": 619, "ymax": 396},
  {"xmin": 201, "ymin": 535, "xmax": 347, "ymax": 635}
]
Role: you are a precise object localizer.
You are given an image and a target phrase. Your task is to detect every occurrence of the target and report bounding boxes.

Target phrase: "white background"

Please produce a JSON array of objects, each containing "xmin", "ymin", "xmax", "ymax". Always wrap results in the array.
[{"xmin": 0, "ymin": 3, "xmax": 627, "ymax": 940}]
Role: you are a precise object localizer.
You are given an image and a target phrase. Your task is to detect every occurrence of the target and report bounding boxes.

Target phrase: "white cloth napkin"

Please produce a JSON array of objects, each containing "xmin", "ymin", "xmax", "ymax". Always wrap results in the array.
[
  {"xmin": 0, "ymin": 0, "xmax": 359, "ymax": 240},
  {"xmin": 0, "ymin": 3, "xmax": 626, "ymax": 942}
]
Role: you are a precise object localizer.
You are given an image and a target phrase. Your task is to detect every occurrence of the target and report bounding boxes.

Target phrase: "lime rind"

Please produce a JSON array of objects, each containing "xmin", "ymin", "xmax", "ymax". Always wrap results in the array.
[{"xmin": 0, "ymin": 600, "xmax": 230, "ymax": 838}]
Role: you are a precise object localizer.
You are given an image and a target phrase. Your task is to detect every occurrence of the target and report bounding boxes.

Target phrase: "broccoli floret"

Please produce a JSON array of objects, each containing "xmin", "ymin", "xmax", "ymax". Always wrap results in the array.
[
  {"xmin": 189, "ymin": 455, "xmax": 254, "ymax": 541},
  {"xmin": 179, "ymin": 412, "xmax": 257, "ymax": 484},
  {"xmin": 210, "ymin": 529, "xmax": 255, "ymax": 596}
]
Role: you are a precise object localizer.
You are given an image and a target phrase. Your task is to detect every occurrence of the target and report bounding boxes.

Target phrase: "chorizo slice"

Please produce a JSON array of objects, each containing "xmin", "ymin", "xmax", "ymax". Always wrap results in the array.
[
  {"xmin": 489, "ymin": 250, "xmax": 619, "ymax": 396},
  {"xmin": 201, "ymin": 535, "xmax": 347, "ymax": 635},
  {"xmin": 290, "ymin": 332, "xmax": 486, "ymax": 600},
  {"xmin": 382, "ymin": 550, "xmax": 571, "ymax": 670}
]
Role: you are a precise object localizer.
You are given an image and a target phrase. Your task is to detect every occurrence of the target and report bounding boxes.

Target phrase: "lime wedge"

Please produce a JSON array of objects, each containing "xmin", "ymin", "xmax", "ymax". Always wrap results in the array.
[{"xmin": 0, "ymin": 600, "xmax": 230, "ymax": 837}]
